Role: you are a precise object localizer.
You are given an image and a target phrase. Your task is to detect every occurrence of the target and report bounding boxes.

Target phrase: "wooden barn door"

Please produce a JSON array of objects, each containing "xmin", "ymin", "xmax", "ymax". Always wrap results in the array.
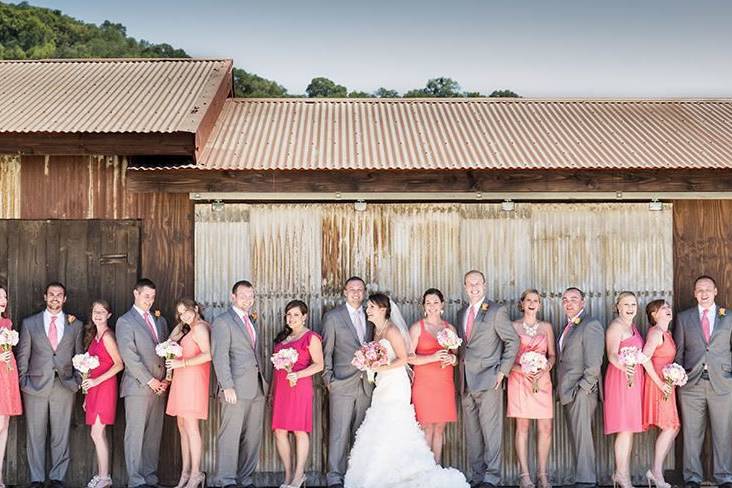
[{"xmin": 0, "ymin": 219, "xmax": 140, "ymax": 487}]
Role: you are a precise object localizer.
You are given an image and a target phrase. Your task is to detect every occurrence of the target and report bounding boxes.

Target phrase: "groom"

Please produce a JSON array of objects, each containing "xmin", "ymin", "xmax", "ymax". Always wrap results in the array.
[
  {"xmin": 322, "ymin": 276, "xmax": 374, "ymax": 488},
  {"xmin": 457, "ymin": 270, "xmax": 519, "ymax": 488}
]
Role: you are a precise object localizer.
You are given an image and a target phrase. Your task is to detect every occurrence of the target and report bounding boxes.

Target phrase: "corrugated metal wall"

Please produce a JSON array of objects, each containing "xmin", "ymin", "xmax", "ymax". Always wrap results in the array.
[
  {"xmin": 195, "ymin": 202, "xmax": 674, "ymax": 486},
  {"xmin": 0, "ymin": 154, "xmax": 20, "ymax": 218}
]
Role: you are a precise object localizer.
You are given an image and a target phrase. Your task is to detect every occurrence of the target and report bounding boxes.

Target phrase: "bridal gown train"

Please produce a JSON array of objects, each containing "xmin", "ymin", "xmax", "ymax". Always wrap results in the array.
[{"xmin": 344, "ymin": 339, "xmax": 469, "ymax": 488}]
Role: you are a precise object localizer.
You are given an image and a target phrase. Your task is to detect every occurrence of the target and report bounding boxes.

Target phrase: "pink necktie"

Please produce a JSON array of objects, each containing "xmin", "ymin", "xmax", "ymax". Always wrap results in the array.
[
  {"xmin": 354, "ymin": 312, "xmax": 365, "ymax": 342},
  {"xmin": 48, "ymin": 315, "xmax": 59, "ymax": 351},
  {"xmin": 243, "ymin": 315, "xmax": 256, "ymax": 346},
  {"xmin": 701, "ymin": 309, "xmax": 711, "ymax": 344},
  {"xmin": 465, "ymin": 306, "xmax": 476, "ymax": 340},
  {"xmin": 144, "ymin": 312, "xmax": 159, "ymax": 343}
]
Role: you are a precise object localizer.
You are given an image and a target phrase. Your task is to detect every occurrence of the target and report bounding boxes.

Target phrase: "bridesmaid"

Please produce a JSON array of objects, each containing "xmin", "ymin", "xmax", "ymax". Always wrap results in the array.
[
  {"xmin": 83, "ymin": 300, "xmax": 124, "ymax": 488},
  {"xmin": 165, "ymin": 299, "xmax": 212, "ymax": 488},
  {"xmin": 407, "ymin": 288, "xmax": 458, "ymax": 464},
  {"xmin": 641, "ymin": 300, "xmax": 679, "ymax": 488},
  {"xmin": 271, "ymin": 300, "xmax": 323, "ymax": 488},
  {"xmin": 507, "ymin": 289, "xmax": 555, "ymax": 488},
  {"xmin": 0, "ymin": 285, "xmax": 22, "ymax": 488},
  {"xmin": 604, "ymin": 291, "xmax": 645, "ymax": 488}
]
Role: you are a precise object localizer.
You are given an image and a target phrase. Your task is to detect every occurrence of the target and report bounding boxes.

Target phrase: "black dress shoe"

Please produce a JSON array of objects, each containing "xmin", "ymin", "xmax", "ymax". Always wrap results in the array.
[
  {"xmin": 719, "ymin": 483, "xmax": 732, "ymax": 488},
  {"xmin": 27, "ymin": 482, "xmax": 44, "ymax": 488},
  {"xmin": 223, "ymin": 485, "xmax": 239, "ymax": 488},
  {"xmin": 328, "ymin": 485, "xmax": 344, "ymax": 488},
  {"xmin": 241, "ymin": 484, "xmax": 256, "ymax": 488},
  {"xmin": 49, "ymin": 480, "xmax": 64, "ymax": 488},
  {"xmin": 685, "ymin": 482, "xmax": 700, "ymax": 488}
]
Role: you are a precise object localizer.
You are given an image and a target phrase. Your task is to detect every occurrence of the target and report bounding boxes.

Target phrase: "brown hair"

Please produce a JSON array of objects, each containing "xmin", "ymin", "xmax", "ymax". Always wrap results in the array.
[
  {"xmin": 84, "ymin": 300, "xmax": 113, "ymax": 349},
  {"xmin": 174, "ymin": 298, "xmax": 202, "ymax": 337},
  {"xmin": 645, "ymin": 299, "xmax": 668, "ymax": 326},
  {"xmin": 0, "ymin": 284, "xmax": 9, "ymax": 319},
  {"xmin": 518, "ymin": 288, "xmax": 541, "ymax": 312},
  {"xmin": 368, "ymin": 293, "xmax": 391, "ymax": 319},
  {"xmin": 274, "ymin": 300, "xmax": 309, "ymax": 344}
]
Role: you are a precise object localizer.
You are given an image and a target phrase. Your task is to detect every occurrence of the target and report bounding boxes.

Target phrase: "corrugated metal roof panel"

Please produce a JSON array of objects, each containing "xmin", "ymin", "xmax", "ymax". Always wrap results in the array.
[
  {"xmin": 197, "ymin": 98, "xmax": 732, "ymax": 170},
  {"xmin": 0, "ymin": 58, "xmax": 231, "ymax": 134}
]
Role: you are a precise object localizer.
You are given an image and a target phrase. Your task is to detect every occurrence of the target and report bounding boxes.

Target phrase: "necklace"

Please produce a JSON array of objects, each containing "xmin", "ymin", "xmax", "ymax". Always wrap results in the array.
[{"xmin": 522, "ymin": 321, "xmax": 540, "ymax": 337}]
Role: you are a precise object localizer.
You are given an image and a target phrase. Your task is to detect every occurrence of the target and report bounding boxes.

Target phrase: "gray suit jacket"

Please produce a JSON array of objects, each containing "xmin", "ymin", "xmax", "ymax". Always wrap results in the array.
[
  {"xmin": 16, "ymin": 311, "xmax": 84, "ymax": 396},
  {"xmin": 556, "ymin": 312, "xmax": 605, "ymax": 405},
  {"xmin": 211, "ymin": 307, "xmax": 269, "ymax": 401},
  {"xmin": 456, "ymin": 299, "xmax": 520, "ymax": 394},
  {"xmin": 674, "ymin": 305, "xmax": 732, "ymax": 394},
  {"xmin": 117, "ymin": 307, "xmax": 169, "ymax": 397},
  {"xmin": 322, "ymin": 304, "xmax": 374, "ymax": 396}
]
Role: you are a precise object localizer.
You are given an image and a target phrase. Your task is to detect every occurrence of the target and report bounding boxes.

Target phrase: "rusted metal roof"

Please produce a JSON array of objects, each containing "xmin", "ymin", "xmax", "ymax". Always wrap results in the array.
[
  {"xmin": 195, "ymin": 98, "xmax": 732, "ymax": 170},
  {"xmin": 0, "ymin": 58, "xmax": 232, "ymax": 134}
]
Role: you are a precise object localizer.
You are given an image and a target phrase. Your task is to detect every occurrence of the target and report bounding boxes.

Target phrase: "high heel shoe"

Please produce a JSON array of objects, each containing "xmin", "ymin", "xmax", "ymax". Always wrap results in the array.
[
  {"xmin": 290, "ymin": 474, "xmax": 307, "ymax": 488},
  {"xmin": 537, "ymin": 472, "xmax": 552, "ymax": 488},
  {"xmin": 175, "ymin": 472, "xmax": 191, "ymax": 488},
  {"xmin": 519, "ymin": 473, "xmax": 535, "ymax": 488},
  {"xmin": 612, "ymin": 473, "xmax": 635, "ymax": 488},
  {"xmin": 645, "ymin": 470, "xmax": 671, "ymax": 488},
  {"xmin": 96, "ymin": 476, "xmax": 112, "ymax": 488},
  {"xmin": 185, "ymin": 472, "xmax": 206, "ymax": 488}
]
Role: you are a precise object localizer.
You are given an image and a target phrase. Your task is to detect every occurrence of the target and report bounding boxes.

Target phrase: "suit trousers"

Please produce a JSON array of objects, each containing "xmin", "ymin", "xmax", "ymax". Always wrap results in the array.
[
  {"xmin": 679, "ymin": 377, "xmax": 732, "ymax": 484},
  {"xmin": 326, "ymin": 388, "xmax": 371, "ymax": 486},
  {"xmin": 564, "ymin": 390, "xmax": 598, "ymax": 484},
  {"xmin": 23, "ymin": 377, "xmax": 75, "ymax": 482},
  {"xmin": 124, "ymin": 392, "xmax": 166, "ymax": 487},
  {"xmin": 462, "ymin": 388, "xmax": 504, "ymax": 485}
]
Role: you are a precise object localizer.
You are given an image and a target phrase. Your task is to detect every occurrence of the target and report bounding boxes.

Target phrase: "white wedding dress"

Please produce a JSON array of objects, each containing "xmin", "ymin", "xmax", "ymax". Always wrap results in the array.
[{"xmin": 344, "ymin": 338, "xmax": 469, "ymax": 488}]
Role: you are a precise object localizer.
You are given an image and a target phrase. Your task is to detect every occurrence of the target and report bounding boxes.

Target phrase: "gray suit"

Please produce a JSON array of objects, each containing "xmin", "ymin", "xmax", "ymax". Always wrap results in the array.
[
  {"xmin": 211, "ymin": 307, "xmax": 269, "ymax": 487},
  {"xmin": 457, "ymin": 299, "xmax": 519, "ymax": 486},
  {"xmin": 322, "ymin": 304, "xmax": 374, "ymax": 487},
  {"xmin": 16, "ymin": 311, "xmax": 83, "ymax": 483},
  {"xmin": 116, "ymin": 307, "xmax": 169, "ymax": 488},
  {"xmin": 556, "ymin": 313, "xmax": 604, "ymax": 485},
  {"xmin": 674, "ymin": 305, "xmax": 732, "ymax": 484}
]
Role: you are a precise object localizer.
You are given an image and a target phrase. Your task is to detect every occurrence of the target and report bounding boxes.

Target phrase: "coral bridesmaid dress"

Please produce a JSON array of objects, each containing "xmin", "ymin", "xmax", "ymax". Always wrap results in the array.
[
  {"xmin": 411, "ymin": 320, "xmax": 457, "ymax": 424},
  {"xmin": 85, "ymin": 329, "xmax": 117, "ymax": 425},
  {"xmin": 0, "ymin": 318, "xmax": 22, "ymax": 416},
  {"xmin": 507, "ymin": 332, "xmax": 553, "ymax": 419},
  {"xmin": 166, "ymin": 326, "xmax": 211, "ymax": 419},
  {"xmin": 642, "ymin": 330, "xmax": 680, "ymax": 430},
  {"xmin": 604, "ymin": 326, "xmax": 644, "ymax": 434}
]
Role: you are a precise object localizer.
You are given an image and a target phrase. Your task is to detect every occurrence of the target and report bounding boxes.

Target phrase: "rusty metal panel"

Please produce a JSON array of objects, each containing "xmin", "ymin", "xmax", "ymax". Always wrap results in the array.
[
  {"xmin": 0, "ymin": 154, "xmax": 20, "ymax": 218},
  {"xmin": 194, "ymin": 202, "xmax": 674, "ymax": 485}
]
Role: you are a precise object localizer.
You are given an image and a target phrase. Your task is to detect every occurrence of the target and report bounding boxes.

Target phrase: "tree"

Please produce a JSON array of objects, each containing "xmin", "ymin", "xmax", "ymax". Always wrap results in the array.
[
  {"xmin": 348, "ymin": 90, "xmax": 372, "ymax": 98},
  {"xmin": 374, "ymin": 87, "xmax": 399, "ymax": 98},
  {"xmin": 233, "ymin": 68, "xmax": 288, "ymax": 98},
  {"xmin": 465, "ymin": 91, "xmax": 483, "ymax": 98},
  {"xmin": 403, "ymin": 88, "xmax": 429, "ymax": 98},
  {"xmin": 306, "ymin": 77, "xmax": 348, "ymax": 98},
  {"xmin": 489, "ymin": 89, "xmax": 520, "ymax": 98},
  {"xmin": 424, "ymin": 77, "xmax": 462, "ymax": 97}
]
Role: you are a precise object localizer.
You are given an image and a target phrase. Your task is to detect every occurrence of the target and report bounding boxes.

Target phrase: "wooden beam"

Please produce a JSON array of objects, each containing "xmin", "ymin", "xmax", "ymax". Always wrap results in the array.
[
  {"xmin": 0, "ymin": 132, "xmax": 195, "ymax": 156},
  {"xmin": 126, "ymin": 168, "xmax": 732, "ymax": 194},
  {"xmin": 194, "ymin": 64, "xmax": 234, "ymax": 162}
]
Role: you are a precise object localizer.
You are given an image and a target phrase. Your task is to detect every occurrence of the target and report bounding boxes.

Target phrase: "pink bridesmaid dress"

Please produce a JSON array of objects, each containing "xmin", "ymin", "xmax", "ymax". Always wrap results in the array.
[
  {"xmin": 507, "ymin": 332, "xmax": 553, "ymax": 419},
  {"xmin": 85, "ymin": 329, "xmax": 118, "ymax": 425},
  {"xmin": 271, "ymin": 330, "xmax": 321, "ymax": 432},
  {"xmin": 166, "ymin": 327, "xmax": 211, "ymax": 419},
  {"xmin": 642, "ymin": 330, "xmax": 680, "ymax": 430},
  {"xmin": 0, "ymin": 318, "xmax": 22, "ymax": 416},
  {"xmin": 604, "ymin": 326, "xmax": 644, "ymax": 434}
]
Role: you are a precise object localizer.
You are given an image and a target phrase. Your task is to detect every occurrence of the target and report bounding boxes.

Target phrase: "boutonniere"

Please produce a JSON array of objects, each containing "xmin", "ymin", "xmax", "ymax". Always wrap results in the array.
[
  {"xmin": 572, "ymin": 316, "xmax": 581, "ymax": 325},
  {"xmin": 720, "ymin": 308, "xmax": 727, "ymax": 317},
  {"xmin": 154, "ymin": 310, "xmax": 161, "ymax": 318},
  {"xmin": 480, "ymin": 303, "xmax": 489, "ymax": 312},
  {"xmin": 67, "ymin": 315, "xmax": 76, "ymax": 324},
  {"xmin": 249, "ymin": 312, "xmax": 258, "ymax": 322}
]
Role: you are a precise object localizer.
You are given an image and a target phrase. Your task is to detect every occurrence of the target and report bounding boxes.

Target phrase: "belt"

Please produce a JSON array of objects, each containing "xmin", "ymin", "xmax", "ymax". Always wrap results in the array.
[{"xmin": 701, "ymin": 370, "xmax": 710, "ymax": 380}]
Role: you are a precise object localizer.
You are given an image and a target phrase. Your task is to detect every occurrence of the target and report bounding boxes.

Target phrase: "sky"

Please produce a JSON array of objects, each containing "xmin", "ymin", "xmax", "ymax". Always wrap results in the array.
[{"xmin": 22, "ymin": 0, "xmax": 732, "ymax": 97}]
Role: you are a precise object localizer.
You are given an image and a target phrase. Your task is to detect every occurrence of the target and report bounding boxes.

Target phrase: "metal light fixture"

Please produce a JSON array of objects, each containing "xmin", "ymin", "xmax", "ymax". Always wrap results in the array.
[
  {"xmin": 211, "ymin": 200, "xmax": 225, "ymax": 212},
  {"xmin": 649, "ymin": 199, "xmax": 663, "ymax": 211},
  {"xmin": 354, "ymin": 200, "xmax": 367, "ymax": 212},
  {"xmin": 501, "ymin": 199, "xmax": 515, "ymax": 212}
]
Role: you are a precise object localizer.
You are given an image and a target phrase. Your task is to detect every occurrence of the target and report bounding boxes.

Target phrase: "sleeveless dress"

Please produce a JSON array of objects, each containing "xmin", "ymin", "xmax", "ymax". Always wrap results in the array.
[
  {"xmin": 345, "ymin": 338, "xmax": 469, "ymax": 488},
  {"xmin": 507, "ymin": 332, "xmax": 553, "ymax": 419},
  {"xmin": 642, "ymin": 330, "xmax": 680, "ymax": 430},
  {"xmin": 85, "ymin": 329, "xmax": 118, "ymax": 425},
  {"xmin": 0, "ymin": 318, "xmax": 22, "ymax": 416},
  {"xmin": 271, "ymin": 330, "xmax": 321, "ymax": 432},
  {"xmin": 604, "ymin": 326, "xmax": 644, "ymax": 434},
  {"xmin": 166, "ymin": 327, "xmax": 211, "ymax": 419},
  {"xmin": 411, "ymin": 320, "xmax": 457, "ymax": 424}
]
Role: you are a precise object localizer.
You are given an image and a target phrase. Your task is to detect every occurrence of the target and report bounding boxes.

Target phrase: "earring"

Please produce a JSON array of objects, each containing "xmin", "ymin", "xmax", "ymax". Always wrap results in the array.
[
  {"xmin": 423, "ymin": 310, "xmax": 428, "ymax": 318},
  {"xmin": 439, "ymin": 309, "xmax": 444, "ymax": 315}
]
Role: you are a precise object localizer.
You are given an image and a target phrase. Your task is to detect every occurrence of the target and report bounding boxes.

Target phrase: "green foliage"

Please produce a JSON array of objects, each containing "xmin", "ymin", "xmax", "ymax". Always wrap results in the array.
[
  {"xmin": 374, "ymin": 87, "xmax": 399, "ymax": 98},
  {"xmin": 306, "ymin": 77, "xmax": 347, "ymax": 98},
  {"xmin": 233, "ymin": 68, "xmax": 287, "ymax": 98},
  {"xmin": 347, "ymin": 90, "xmax": 372, "ymax": 98},
  {"xmin": 424, "ymin": 77, "xmax": 462, "ymax": 97},
  {"xmin": 465, "ymin": 91, "xmax": 483, "ymax": 98},
  {"xmin": 489, "ymin": 89, "xmax": 520, "ymax": 98},
  {"xmin": 403, "ymin": 88, "xmax": 430, "ymax": 98}
]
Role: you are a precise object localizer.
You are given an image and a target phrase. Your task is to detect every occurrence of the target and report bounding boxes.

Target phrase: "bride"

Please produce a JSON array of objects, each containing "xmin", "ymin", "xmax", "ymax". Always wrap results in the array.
[{"xmin": 344, "ymin": 293, "xmax": 469, "ymax": 488}]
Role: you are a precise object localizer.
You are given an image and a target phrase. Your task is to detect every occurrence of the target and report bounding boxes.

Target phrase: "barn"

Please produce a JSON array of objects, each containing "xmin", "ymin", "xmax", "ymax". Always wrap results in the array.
[{"xmin": 1, "ymin": 58, "xmax": 732, "ymax": 486}]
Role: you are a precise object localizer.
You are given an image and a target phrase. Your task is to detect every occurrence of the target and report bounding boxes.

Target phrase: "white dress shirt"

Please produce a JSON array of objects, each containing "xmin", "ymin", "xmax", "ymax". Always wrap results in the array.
[
  {"xmin": 346, "ymin": 302, "xmax": 366, "ymax": 343},
  {"xmin": 463, "ymin": 298, "xmax": 484, "ymax": 331},
  {"xmin": 233, "ymin": 305, "xmax": 257, "ymax": 343},
  {"xmin": 699, "ymin": 304, "xmax": 717, "ymax": 335},
  {"xmin": 43, "ymin": 309, "xmax": 65, "ymax": 339},
  {"xmin": 134, "ymin": 305, "xmax": 159, "ymax": 341}
]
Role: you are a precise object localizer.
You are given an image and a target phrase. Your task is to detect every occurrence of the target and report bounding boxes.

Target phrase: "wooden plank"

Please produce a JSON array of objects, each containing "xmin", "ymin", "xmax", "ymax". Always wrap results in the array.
[
  {"xmin": 194, "ymin": 63, "xmax": 234, "ymax": 162},
  {"xmin": 0, "ymin": 132, "xmax": 195, "ymax": 156},
  {"xmin": 126, "ymin": 168, "xmax": 732, "ymax": 194}
]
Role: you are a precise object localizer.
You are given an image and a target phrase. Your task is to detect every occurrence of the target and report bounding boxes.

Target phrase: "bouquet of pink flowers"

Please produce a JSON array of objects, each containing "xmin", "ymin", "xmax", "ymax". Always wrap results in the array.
[
  {"xmin": 72, "ymin": 353, "xmax": 100, "ymax": 394},
  {"xmin": 618, "ymin": 346, "xmax": 648, "ymax": 388},
  {"xmin": 0, "ymin": 328, "xmax": 19, "ymax": 371},
  {"xmin": 351, "ymin": 341, "xmax": 389, "ymax": 383},
  {"xmin": 661, "ymin": 362, "xmax": 688, "ymax": 400},
  {"xmin": 271, "ymin": 348, "xmax": 299, "ymax": 387},
  {"xmin": 155, "ymin": 339, "xmax": 183, "ymax": 381},
  {"xmin": 436, "ymin": 328, "xmax": 462, "ymax": 368},
  {"xmin": 520, "ymin": 351, "xmax": 548, "ymax": 393}
]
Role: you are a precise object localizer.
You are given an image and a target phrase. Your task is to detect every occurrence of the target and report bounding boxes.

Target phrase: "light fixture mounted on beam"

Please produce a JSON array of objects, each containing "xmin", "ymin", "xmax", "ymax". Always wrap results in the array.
[{"xmin": 501, "ymin": 199, "xmax": 515, "ymax": 212}]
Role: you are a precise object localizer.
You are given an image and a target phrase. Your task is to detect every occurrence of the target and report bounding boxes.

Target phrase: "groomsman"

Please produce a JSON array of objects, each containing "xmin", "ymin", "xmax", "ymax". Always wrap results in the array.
[
  {"xmin": 556, "ymin": 287, "xmax": 604, "ymax": 488},
  {"xmin": 322, "ymin": 276, "xmax": 374, "ymax": 488},
  {"xmin": 457, "ymin": 270, "xmax": 519, "ymax": 488},
  {"xmin": 674, "ymin": 275, "xmax": 732, "ymax": 488},
  {"xmin": 212, "ymin": 280, "xmax": 269, "ymax": 488},
  {"xmin": 16, "ymin": 282, "xmax": 83, "ymax": 488},
  {"xmin": 117, "ymin": 278, "xmax": 169, "ymax": 488}
]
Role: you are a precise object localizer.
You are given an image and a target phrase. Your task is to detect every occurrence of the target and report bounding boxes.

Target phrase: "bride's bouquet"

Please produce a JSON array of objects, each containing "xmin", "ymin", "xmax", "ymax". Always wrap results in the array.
[
  {"xmin": 519, "ymin": 351, "xmax": 548, "ymax": 393},
  {"xmin": 72, "ymin": 353, "xmax": 100, "ymax": 394},
  {"xmin": 155, "ymin": 339, "xmax": 183, "ymax": 381},
  {"xmin": 436, "ymin": 328, "xmax": 462, "ymax": 368},
  {"xmin": 661, "ymin": 362, "xmax": 688, "ymax": 400},
  {"xmin": 271, "ymin": 348, "xmax": 299, "ymax": 387},
  {"xmin": 0, "ymin": 328, "xmax": 19, "ymax": 371},
  {"xmin": 351, "ymin": 341, "xmax": 389, "ymax": 383},
  {"xmin": 618, "ymin": 346, "xmax": 648, "ymax": 388}
]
